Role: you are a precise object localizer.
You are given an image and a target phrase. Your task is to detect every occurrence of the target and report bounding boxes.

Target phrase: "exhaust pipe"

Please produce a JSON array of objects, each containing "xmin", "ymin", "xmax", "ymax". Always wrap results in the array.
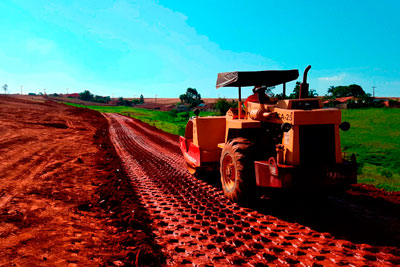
[{"xmin": 299, "ymin": 65, "xmax": 311, "ymax": 99}]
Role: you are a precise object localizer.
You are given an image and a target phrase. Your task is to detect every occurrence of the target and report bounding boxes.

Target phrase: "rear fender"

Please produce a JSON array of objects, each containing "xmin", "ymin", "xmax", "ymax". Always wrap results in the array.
[
  {"xmin": 254, "ymin": 157, "xmax": 293, "ymax": 188},
  {"xmin": 179, "ymin": 136, "xmax": 201, "ymax": 167}
]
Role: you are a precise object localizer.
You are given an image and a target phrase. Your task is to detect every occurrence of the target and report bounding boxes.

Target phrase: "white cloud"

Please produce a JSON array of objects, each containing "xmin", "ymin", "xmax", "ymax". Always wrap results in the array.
[{"xmin": 318, "ymin": 73, "xmax": 346, "ymax": 81}]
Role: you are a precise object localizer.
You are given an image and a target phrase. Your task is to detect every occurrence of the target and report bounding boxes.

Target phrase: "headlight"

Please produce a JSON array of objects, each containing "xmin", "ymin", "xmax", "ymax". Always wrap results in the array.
[
  {"xmin": 281, "ymin": 123, "xmax": 292, "ymax": 132},
  {"xmin": 339, "ymin": 122, "xmax": 350, "ymax": 131}
]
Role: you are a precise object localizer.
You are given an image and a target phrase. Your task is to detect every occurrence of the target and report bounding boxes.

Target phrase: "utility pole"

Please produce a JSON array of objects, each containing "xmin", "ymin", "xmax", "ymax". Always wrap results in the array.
[
  {"xmin": 155, "ymin": 94, "xmax": 157, "ymax": 104},
  {"xmin": 372, "ymin": 86, "xmax": 376, "ymax": 98},
  {"xmin": 20, "ymin": 85, "xmax": 23, "ymax": 95}
]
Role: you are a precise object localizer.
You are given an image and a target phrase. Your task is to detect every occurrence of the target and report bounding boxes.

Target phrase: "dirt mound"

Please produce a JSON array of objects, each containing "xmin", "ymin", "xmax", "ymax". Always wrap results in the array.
[{"xmin": 0, "ymin": 96, "xmax": 162, "ymax": 266}]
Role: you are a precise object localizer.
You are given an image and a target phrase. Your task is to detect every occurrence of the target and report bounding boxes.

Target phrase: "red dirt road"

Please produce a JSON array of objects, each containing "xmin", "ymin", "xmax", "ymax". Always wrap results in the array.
[{"xmin": 105, "ymin": 112, "xmax": 400, "ymax": 266}]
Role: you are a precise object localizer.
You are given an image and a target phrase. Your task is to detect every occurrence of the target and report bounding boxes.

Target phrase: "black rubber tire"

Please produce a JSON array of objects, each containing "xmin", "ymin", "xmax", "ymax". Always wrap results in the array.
[{"xmin": 220, "ymin": 138, "xmax": 256, "ymax": 203}]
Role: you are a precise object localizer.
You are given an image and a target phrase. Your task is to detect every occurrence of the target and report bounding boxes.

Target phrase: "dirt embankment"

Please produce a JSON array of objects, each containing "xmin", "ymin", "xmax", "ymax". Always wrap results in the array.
[{"xmin": 0, "ymin": 96, "xmax": 162, "ymax": 266}]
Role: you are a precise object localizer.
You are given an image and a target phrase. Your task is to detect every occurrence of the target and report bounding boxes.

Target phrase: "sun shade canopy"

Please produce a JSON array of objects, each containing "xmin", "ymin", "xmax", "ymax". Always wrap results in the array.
[{"xmin": 216, "ymin": 69, "xmax": 299, "ymax": 88}]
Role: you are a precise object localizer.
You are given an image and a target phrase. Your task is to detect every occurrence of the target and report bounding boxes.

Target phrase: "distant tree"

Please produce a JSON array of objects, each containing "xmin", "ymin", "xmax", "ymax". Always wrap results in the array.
[
  {"xmin": 348, "ymin": 84, "xmax": 366, "ymax": 97},
  {"xmin": 139, "ymin": 94, "xmax": 144, "ymax": 104},
  {"xmin": 179, "ymin": 88, "xmax": 203, "ymax": 108},
  {"xmin": 2, "ymin": 84, "xmax": 8, "ymax": 94},
  {"xmin": 309, "ymin": 89, "xmax": 318, "ymax": 97},
  {"xmin": 79, "ymin": 90, "xmax": 94, "ymax": 101},
  {"xmin": 93, "ymin": 95, "xmax": 110, "ymax": 103},
  {"xmin": 179, "ymin": 93, "xmax": 187, "ymax": 103},
  {"xmin": 117, "ymin": 97, "xmax": 123, "ymax": 106},
  {"xmin": 327, "ymin": 84, "xmax": 365, "ymax": 98},
  {"xmin": 288, "ymin": 82, "xmax": 318, "ymax": 98},
  {"xmin": 117, "ymin": 97, "xmax": 133, "ymax": 107},
  {"xmin": 215, "ymin": 98, "xmax": 237, "ymax": 115},
  {"xmin": 328, "ymin": 85, "xmax": 335, "ymax": 95},
  {"xmin": 289, "ymin": 82, "xmax": 300, "ymax": 99}
]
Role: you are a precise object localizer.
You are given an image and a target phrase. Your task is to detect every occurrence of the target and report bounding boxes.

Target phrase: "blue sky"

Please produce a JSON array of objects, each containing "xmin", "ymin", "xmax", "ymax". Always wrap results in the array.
[{"xmin": 0, "ymin": 0, "xmax": 399, "ymax": 98}]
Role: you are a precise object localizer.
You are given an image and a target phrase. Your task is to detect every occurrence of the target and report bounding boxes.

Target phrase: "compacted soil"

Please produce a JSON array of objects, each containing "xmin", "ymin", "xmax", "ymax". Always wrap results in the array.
[
  {"xmin": 105, "ymin": 113, "xmax": 399, "ymax": 266},
  {"xmin": 0, "ymin": 95, "xmax": 399, "ymax": 266}
]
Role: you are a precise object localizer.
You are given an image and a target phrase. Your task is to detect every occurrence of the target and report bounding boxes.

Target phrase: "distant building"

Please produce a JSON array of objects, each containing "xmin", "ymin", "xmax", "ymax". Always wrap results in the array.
[
  {"xmin": 323, "ymin": 96, "xmax": 354, "ymax": 109},
  {"xmin": 66, "ymin": 93, "xmax": 80, "ymax": 98},
  {"xmin": 375, "ymin": 97, "xmax": 400, "ymax": 108}
]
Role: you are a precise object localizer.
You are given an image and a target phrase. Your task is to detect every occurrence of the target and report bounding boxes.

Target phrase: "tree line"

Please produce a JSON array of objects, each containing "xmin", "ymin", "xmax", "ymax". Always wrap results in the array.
[{"xmin": 78, "ymin": 90, "xmax": 144, "ymax": 106}]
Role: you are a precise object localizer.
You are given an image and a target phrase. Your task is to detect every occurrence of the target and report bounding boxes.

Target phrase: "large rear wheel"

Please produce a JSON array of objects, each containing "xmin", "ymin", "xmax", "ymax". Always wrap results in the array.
[{"xmin": 220, "ymin": 138, "xmax": 256, "ymax": 203}]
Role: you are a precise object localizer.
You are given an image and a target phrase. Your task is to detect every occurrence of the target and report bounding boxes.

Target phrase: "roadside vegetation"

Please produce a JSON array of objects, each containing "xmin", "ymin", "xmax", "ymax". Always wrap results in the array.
[
  {"xmin": 78, "ymin": 90, "xmax": 145, "ymax": 106},
  {"xmin": 65, "ymin": 103, "xmax": 216, "ymax": 136}
]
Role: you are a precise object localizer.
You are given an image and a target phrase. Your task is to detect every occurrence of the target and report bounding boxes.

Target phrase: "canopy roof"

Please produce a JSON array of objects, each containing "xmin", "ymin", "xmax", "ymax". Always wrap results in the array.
[{"xmin": 216, "ymin": 69, "xmax": 299, "ymax": 88}]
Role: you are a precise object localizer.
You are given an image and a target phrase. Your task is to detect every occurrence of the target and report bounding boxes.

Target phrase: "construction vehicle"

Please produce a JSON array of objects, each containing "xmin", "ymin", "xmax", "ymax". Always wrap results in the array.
[{"xmin": 179, "ymin": 66, "xmax": 357, "ymax": 202}]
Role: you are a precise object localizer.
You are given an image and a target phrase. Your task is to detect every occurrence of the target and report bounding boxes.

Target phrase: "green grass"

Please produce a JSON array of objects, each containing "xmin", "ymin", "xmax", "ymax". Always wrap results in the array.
[
  {"xmin": 64, "ymin": 103, "xmax": 217, "ymax": 136},
  {"xmin": 341, "ymin": 108, "xmax": 400, "ymax": 191},
  {"xmin": 65, "ymin": 102, "xmax": 400, "ymax": 191}
]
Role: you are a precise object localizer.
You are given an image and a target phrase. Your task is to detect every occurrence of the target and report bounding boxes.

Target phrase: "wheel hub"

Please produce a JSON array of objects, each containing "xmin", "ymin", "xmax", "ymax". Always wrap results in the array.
[{"xmin": 222, "ymin": 155, "xmax": 235, "ymax": 191}]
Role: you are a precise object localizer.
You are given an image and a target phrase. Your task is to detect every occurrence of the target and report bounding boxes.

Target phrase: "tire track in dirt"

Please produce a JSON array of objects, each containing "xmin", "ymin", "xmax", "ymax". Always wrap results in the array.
[
  {"xmin": 105, "ymin": 113, "xmax": 399, "ymax": 266},
  {"xmin": 0, "ymin": 140, "xmax": 63, "ymax": 209},
  {"xmin": 0, "ymin": 115, "xmax": 95, "ymax": 210}
]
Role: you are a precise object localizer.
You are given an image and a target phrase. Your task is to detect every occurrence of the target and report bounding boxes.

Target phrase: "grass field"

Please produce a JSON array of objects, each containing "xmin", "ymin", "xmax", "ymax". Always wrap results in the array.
[
  {"xmin": 66, "ymin": 103, "xmax": 400, "ymax": 191},
  {"xmin": 341, "ymin": 108, "xmax": 400, "ymax": 191}
]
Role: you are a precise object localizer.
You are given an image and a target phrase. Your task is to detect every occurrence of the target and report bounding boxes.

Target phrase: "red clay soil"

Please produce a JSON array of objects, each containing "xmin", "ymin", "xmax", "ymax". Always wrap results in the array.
[
  {"xmin": 0, "ymin": 96, "xmax": 162, "ymax": 266},
  {"xmin": 347, "ymin": 183, "xmax": 400, "ymax": 204},
  {"xmin": 1, "ymin": 95, "xmax": 399, "ymax": 266},
  {"xmin": 105, "ymin": 113, "xmax": 400, "ymax": 266}
]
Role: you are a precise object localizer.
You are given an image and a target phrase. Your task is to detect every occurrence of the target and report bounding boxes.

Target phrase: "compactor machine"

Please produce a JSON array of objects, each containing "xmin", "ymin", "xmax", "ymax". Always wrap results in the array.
[{"xmin": 180, "ymin": 66, "xmax": 357, "ymax": 202}]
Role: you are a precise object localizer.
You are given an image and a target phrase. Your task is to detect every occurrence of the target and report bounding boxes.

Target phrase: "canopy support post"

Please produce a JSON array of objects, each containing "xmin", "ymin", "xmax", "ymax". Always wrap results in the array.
[
  {"xmin": 283, "ymin": 82, "xmax": 286, "ymax": 99},
  {"xmin": 238, "ymin": 86, "xmax": 242, "ymax": 120}
]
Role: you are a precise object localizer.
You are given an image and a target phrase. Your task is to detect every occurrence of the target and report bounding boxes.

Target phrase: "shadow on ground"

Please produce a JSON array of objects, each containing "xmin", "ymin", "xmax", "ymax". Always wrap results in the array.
[{"xmin": 199, "ymin": 171, "xmax": 399, "ymax": 247}]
